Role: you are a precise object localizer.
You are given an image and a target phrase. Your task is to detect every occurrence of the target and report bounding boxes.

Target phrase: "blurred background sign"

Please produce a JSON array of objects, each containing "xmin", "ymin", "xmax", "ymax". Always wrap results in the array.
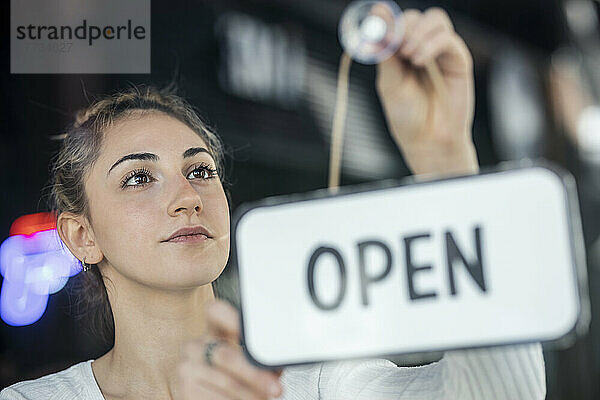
[{"xmin": 0, "ymin": 213, "xmax": 79, "ymax": 327}]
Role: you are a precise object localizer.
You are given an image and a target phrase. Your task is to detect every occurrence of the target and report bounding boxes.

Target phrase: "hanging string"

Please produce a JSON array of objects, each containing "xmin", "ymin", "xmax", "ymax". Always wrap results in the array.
[
  {"xmin": 328, "ymin": 52, "xmax": 353, "ymax": 194},
  {"xmin": 327, "ymin": 51, "xmax": 447, "ymax": 193}
]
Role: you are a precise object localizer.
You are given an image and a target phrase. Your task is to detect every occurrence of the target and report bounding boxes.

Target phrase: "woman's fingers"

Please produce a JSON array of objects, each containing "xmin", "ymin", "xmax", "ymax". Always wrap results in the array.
[
  {"xmin": 205, "ymin": 299, "xmax": 241, "ymax": 343},
  {"xmin": 409, "ymin": 7, "xmax": 454, "ymax": 41},
  {"xmin": 399, "ymin": 8, "xmax": 454, "ymax": 58},
  {"xmin": 177, "ymin": 366, "xmax": 231, "ymax": 400},
  {"xmin": 398, "ymin": 9, "xmax": 422, "ymax": 55},
  {"xmin": 205, "ymin": 300, "xmax": 286, "ymax": 378},
  {"xmin": 178, "ymin": 360, "xmax": 271, "ymax": 400},
  {"xmin": 411, "ymin": 31, "xmax": 462, "ymax": 66},
  {"xmin": 394, "ymin": 7, "xmax": 471, "ymax": 74},
  {"xmin": 195, "ymin": 367, "xmax": 268, "ymax": 400},
  {"xmin": 181, "ymin": 337, "xmax": 283, "ymax": 398},
  {"xmin": 207, "ymin": 340, "xmax": 283, "ymax": 397},
  {"xmin": 177, "ymin": 307, "xmax": 284, "ymax": 400}
]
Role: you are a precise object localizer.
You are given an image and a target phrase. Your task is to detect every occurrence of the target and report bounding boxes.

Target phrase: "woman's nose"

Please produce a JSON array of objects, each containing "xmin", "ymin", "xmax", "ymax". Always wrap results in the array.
[{"xmin": 167, "ymin": 176, "xmax": 203, "ymax": 217}]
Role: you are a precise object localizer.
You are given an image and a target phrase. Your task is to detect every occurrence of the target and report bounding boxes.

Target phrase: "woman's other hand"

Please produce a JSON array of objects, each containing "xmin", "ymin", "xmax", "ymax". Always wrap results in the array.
[
  {"xmin": 175, "ymin": 300, "xmax": 283, "ymax": 399},
  {"xmin": 376, "ymin": 7, "xmax": 479, "ymax": 176}
]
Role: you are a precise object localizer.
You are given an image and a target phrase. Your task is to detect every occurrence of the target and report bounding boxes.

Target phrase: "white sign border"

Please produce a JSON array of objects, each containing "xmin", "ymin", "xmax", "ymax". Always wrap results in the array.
[{"xmin": 231, "ymin": 159, "xmax": 591, "ymax": 369}]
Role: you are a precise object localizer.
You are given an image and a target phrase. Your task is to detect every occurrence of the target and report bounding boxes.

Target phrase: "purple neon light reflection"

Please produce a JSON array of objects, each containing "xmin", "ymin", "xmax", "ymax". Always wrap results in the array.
[{"xmin": 0, "ymin": 229, "xmax": 80, "ymax": 326}]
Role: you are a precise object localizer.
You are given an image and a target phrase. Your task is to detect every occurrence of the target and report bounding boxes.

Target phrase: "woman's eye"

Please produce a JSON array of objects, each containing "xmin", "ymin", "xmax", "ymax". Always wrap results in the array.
[
  {"xmin": 129, "ymin": 174, "xmax": 149, "ymax": 185},
  {"xmin": 187, "ymin": 166, "xmax": 217, "ymax": 180},
  {"xmin": 121, "ymin": 169, "xmax": 153, "ymax": 188}
]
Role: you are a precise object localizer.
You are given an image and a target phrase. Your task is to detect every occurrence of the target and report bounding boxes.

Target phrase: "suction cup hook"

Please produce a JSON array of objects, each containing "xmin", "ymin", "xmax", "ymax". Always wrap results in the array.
[{"xmin": 338, "ymin": 1, "xmax": 404, "ymax": 65}]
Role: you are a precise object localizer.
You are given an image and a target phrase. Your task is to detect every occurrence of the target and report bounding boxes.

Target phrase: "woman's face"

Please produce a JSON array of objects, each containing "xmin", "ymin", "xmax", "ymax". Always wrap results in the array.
[{"xmin": 83, "ymin": 111, "xmax": 230, "ymax": 289}]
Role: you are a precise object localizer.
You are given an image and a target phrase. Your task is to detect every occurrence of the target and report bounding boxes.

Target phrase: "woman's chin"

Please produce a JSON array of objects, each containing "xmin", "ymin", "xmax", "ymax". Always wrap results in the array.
[{"xmin": 159, "ymin": 263, "xmax": 225, "ymax": 290}]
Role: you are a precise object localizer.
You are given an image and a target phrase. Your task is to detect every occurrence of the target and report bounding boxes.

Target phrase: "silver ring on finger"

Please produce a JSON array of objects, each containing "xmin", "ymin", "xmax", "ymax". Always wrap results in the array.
[{"xmin": 204, "ymin": 339, "xmax": 223, "ymax": 367}]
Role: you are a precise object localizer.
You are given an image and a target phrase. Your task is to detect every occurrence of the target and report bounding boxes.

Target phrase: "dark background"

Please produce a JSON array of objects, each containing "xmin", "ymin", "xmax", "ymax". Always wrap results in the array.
[{"xmin": 2, "ymin": 0, "xmax": 600, "ymax": 398}]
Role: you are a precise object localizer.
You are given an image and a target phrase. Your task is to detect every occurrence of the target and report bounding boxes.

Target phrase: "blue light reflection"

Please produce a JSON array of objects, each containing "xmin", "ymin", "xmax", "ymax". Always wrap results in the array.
[{"xmin": 0, "ymin": 229, "xmax": 80, "ymax": 326}]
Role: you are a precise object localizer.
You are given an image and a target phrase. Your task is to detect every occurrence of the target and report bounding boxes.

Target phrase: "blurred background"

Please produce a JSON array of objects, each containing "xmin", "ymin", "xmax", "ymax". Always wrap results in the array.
[{"xmin": 2, "ymin": 0, "xmax": 600, "ymax": 398}]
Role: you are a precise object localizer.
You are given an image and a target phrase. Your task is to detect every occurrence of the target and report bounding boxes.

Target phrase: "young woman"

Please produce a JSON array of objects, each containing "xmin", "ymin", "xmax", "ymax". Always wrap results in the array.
[{"xmin": 0, "ymin": 8, "xmax": 545, "ymax": 400}]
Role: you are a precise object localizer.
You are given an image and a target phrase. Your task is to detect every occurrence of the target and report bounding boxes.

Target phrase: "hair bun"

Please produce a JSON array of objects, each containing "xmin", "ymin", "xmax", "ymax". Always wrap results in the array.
[{"xmin": 74, "ymin": 109, "xmax": 91, "ymax": 128}]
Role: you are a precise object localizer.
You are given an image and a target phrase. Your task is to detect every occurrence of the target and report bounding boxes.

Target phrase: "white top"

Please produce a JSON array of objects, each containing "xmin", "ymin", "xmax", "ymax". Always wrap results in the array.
[{"xmin": 0, "ymin": 343, "xmax": 546, "ymax": 399}]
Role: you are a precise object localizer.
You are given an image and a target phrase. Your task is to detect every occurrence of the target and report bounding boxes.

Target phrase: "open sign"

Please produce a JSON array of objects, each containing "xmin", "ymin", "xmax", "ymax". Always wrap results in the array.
[{"xmin": 232, "ymin": 162, "xmax": 588, "ymax": 368}]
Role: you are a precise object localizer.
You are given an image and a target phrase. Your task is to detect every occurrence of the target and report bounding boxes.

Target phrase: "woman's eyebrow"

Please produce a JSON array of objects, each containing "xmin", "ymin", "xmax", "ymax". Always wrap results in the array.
[
  {"xmin": 182, "ymin": 147, "xmax": 211, "ymax": 159},
  {"xmin": 107, "ymin": 147, "xmax": 212, "ymax": 176},
  {"xmin": 107, "ymin": 152, "xmax": 157, "ymax": 176}
]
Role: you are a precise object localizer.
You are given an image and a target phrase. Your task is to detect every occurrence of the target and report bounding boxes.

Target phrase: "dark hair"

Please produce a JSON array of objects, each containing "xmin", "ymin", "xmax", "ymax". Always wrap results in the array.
[{"xmin": 49, "ymin": 82, "xmax": 230, "ymax": 345}]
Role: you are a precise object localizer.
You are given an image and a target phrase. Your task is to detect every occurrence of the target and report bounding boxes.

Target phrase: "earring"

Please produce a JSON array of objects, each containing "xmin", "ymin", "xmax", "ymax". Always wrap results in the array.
[{"xmin": 81, "ymin": 258, "xmax": 91, "ymax": 272}]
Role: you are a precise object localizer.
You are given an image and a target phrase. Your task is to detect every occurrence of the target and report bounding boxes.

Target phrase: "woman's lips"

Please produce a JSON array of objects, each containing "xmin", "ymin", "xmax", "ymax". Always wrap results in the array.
[
  {"xmin": 166, "ymin": 233, "xmax": 210, "ymax": 243},
  {"xmin": 162, "ymin": 225, "xmax": 214, "ymax": 242}
]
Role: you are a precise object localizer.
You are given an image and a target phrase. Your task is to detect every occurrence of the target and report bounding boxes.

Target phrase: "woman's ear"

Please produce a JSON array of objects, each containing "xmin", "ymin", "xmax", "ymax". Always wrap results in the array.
[{"xmin": 56, "ymin": 212, "xmax": 103, "ymax": 264}]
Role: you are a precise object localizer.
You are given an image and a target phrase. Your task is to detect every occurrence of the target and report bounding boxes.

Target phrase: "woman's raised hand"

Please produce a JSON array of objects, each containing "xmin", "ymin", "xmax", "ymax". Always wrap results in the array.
[
  {"xmin": 376, "ymin": 7, "xmax": 479, "ymax": 176},
  {"xmin": 176, "ymin": 300, "xmax": 283, "ymax": 400}
]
